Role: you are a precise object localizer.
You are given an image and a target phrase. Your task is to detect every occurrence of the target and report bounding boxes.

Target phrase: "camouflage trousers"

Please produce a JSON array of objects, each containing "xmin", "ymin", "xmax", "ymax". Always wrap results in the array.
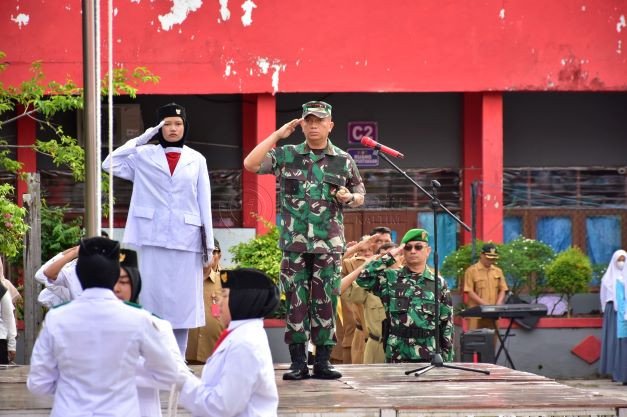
[
  {"xmin": 386, "ymin": 334, "xmax": 454, "ymax": 363},
  {"xmin": 280, "ymin": 251, "xmax": 341, "ymax": 346}
]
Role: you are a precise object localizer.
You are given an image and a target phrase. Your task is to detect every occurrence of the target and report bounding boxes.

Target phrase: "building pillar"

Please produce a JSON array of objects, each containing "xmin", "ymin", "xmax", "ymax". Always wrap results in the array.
[
  {"xmin": 16, "ymin": 106, "xmax": 37, "ymax": 206},
  {"xmin": 241, "ymin": 94, "xmax": 277, "ymax": 235},
  {"xmin": 461, "ymin": 92, "xmax": 503, "ymax": 245}
]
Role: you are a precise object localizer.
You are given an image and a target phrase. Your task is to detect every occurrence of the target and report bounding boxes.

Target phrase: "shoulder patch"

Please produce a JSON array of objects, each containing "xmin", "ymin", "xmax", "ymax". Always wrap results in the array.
[
  {"xmin": 123, "ymin": 301, "xmax": 143, "ymax": 309},
  {"xmin": 52, "ymin": 301, "xmax": 71, "ymax": 309}
]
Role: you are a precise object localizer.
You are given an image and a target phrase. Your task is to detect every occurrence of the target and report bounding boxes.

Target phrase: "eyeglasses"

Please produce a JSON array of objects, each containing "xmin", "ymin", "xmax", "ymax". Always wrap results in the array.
[
  {"xmin": 404, "ymin": 243, "xmax": 426, "ymax": 252},
  {"xmin": 213, "ymin": 250, "xmax": 221, "ymax": 255}
]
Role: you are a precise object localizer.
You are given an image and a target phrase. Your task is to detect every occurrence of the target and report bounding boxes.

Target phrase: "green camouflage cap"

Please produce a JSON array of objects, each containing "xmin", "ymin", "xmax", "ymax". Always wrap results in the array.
[
  {"xmin": 302, "ymin": 101, "xmax": 332, "ymax": 119},
  {"xmin": 401, "ymin": 228, "xmax": 430, "ymax": 244}
]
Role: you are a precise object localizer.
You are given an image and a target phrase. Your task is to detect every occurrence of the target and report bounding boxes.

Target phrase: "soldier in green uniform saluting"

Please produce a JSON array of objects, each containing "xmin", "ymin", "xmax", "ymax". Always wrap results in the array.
[
  {"xmin": 244, "ymin": 101, "xmax": 365, "ymax": 380},
  {"xmin": 356, "ymin": 228, "xmax": 454, "ymax": 363}
]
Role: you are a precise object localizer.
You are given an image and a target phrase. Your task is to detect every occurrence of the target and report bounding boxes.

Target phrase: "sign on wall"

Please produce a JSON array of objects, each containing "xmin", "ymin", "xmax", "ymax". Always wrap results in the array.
[
  {"xmin": 347, "ymin": 121, "xmax": 378, "ymax": 144},
  {"xmin": 348, "ymin": 148, "xmax": 379, "ymax": 167}
]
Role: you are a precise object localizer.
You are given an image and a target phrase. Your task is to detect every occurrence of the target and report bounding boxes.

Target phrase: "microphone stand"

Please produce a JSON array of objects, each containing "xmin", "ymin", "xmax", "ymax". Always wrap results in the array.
[{"xmin": 373, "ymin": 150, "xmax": 490, "ymax": 377}]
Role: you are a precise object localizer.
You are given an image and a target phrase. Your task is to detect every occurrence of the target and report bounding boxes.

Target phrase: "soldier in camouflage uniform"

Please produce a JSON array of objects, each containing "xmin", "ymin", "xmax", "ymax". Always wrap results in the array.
[
  {"xmin": 356, "ymin": 228, "xmax": 454, "ymax": 363},
  {"xmin": 243, "ymin": 101, "xmax": 365, "ymax": 380}
]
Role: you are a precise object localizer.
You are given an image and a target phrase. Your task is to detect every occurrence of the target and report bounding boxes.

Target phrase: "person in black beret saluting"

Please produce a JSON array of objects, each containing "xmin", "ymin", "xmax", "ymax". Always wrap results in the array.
[
  {"xmin": 27, "ymin": 237, "xmax": 183, "ymax": 417},
  {"xmin": 103, "ymin": 103, "xmax": 215, "ymax": 357}
]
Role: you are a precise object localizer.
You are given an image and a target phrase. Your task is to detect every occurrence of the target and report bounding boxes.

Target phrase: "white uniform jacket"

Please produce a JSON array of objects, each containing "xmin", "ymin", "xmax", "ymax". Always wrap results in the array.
[
  {"xmin": 136, "ymin": 317, "xmax": 188, "ymax": 417},
  {"xmin": 179, "ymin": 319, "xmax": 278, "ymax": 417},
  {"xmin": 27, "ymin": 288, "xmax": 180, "ymax": 417},
  {"xmin": 102, "ymin": 140, "xmax": 214, "ymax": 254},
  {"xmin": 35, "ymin": 253, "xmax": 82, "ymax": 307}
]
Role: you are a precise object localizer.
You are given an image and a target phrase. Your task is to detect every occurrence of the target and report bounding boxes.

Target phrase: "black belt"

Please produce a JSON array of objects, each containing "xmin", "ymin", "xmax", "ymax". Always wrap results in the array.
[
  {"xmin": 390, "ymin": 327, "xmax": 434, "ymax": 339},
  {"xmin": 368, "ymin": 332, "xmax": 381, "ymax": 342}
]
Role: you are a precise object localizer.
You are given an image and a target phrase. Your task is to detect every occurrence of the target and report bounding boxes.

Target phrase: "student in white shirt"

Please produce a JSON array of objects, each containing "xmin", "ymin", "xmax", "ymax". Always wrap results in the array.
[
  {"xmin": 179, "ymin": 268, "xmax": 279, "ymax": 417},
  {"xmin": 27, "ymin": 237, "xmax": 184, "ymax": 417}
]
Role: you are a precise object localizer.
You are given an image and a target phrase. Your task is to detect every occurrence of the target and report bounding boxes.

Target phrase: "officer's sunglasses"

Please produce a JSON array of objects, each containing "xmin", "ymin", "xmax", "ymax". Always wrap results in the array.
[{"xmin": 404, "ymin": 243, "xmax": 426, "ymax": 252}]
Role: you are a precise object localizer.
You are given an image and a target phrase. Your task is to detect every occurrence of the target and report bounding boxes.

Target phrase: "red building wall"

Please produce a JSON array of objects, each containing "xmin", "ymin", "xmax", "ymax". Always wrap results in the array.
[{"xmin": 1, "ymin": 0, "xmax": 626, "ymax": 93}]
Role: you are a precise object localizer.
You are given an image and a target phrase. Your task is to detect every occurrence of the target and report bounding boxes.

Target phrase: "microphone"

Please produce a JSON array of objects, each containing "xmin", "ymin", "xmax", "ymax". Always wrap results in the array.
[{"xmin": 360, "ymin": 136, "xmax": 404, "ymax": 159}]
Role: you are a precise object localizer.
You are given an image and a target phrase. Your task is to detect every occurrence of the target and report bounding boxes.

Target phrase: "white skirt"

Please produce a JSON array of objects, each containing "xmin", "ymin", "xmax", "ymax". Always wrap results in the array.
[{"xmin": 135, "ymin": 245, "xmax": 205, "ymax": 329}]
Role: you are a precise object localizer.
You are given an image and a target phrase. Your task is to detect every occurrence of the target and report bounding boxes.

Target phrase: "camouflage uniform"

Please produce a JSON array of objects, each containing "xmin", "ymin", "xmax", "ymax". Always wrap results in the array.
[
  {"xmin": 356, "ymin": 254, "xmax": 454, "ymax": 362},
  {"xmin": 258, "ymin": 140, "xmax": 365, "ymax": 346}
]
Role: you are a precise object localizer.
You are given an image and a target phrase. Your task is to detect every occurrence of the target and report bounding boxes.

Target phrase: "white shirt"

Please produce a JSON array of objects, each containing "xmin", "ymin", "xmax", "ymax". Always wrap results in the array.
[
  {"xmin": 35, "ymin": 252, "xmax": 82, "ymax": 306},
  {"xmin": 179, "ymin": 319, "xmax": 278, "ymax": 417},
  {"xmin": 136, "ymin": 317, "xmax": 188, "ymax": 417},
  {"xmin": 0, "ymin": 291, "xmax": 17, "ymax": 352},
  {"xmin": 27, "ymin": 288, "xmax": 180, "ymax": 417}
]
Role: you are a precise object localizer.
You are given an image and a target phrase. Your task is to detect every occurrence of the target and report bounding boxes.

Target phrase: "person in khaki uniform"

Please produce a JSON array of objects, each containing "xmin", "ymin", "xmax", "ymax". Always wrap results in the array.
[
  {"xmin": 343, "ymin": 236, "xmax": 376, "ymax": 363},
  {"xmin": 342, "ymin": 242, "xmax": 401, "ymax": 364},
  {"xmin": 186, "ymin": 240, "xmax": 224, "ymax": 363},
  {"xmin": 463, "ymin": 243, "xmax": 508, "ymax": 330}
]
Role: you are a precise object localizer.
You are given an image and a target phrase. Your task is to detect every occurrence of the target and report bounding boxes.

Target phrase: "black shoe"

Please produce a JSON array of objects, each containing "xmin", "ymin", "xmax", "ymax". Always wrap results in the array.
[
  {"xmin": 283, "ymin": 343, "xmax": 310, "ymax": 381},
  {"xmin": 283, "ymin": 363, "xmax": 310, "ymax": 380},
  {"xmin": 311, "ymin": 345, "xmax": 342, "ymax": 379}
]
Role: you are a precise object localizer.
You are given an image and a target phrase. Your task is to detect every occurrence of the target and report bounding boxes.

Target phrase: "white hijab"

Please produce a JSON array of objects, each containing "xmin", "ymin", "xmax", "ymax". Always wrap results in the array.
[{"xmin": 600, "ymin": 249, "xmax": 627, "ymax": 312}]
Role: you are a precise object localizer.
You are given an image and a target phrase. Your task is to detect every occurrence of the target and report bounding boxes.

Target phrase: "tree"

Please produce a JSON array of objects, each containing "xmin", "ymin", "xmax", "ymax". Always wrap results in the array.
[
  {"xmin": 546, "ymin": 247, "xmax": 592, "ymax": 317},
  {"xmin": 0, "ymin": 51, "xmax": 159, "ymax": 263}
]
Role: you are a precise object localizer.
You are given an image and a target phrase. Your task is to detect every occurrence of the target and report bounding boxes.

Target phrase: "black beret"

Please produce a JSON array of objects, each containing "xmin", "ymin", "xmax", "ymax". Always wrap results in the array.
[
  {"xmin": 76, "ymin": 237, "xmax": 120, "ymax": 290},
  {"xmin": 157, "ymin": 102, "xmax": 186, "ymax": 123},
  {"xmin": 220, "ymin": 268, "xmax": 275, "ymax": 290},
  {"xmin": 120, "ymin": 248, "xmax": 138, "ymax": 269}
]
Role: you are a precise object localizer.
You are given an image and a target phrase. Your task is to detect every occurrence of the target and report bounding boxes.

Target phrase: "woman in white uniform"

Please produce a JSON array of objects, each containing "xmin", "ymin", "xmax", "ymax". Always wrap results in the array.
[
  {"xmin": 103, "ymin": 103, "xmax": 214, "ymax": 356},
  {"xmin": 179, "ymin": 268, "xmax": 280, "ymax": 417}
]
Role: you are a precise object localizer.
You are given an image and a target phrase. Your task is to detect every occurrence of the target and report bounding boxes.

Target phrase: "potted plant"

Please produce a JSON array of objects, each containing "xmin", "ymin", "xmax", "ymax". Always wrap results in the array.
[{"xmin": 545, "ymin": 247, "xmax": 592, "ymax": 318}]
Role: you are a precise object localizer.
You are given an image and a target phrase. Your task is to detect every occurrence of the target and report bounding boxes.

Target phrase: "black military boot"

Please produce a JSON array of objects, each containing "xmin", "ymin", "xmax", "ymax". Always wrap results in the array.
[
  {"xmin": 312, "ymin": 345, "xmax": 342, "ymax": 379},
  {"xmin": 283, "ymin": 343, "xmax": 310, "ymax": 381}
]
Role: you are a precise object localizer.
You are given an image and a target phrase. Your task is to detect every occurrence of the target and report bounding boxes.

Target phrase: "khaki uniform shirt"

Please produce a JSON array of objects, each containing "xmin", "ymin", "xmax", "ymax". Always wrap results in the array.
[
  {"xmin": 186, "ymin": 265, "xmax": 224, "ymax": 363},
  {"xmin": 463, "ymin": 261, "xmax": 508, "ymax": 330}
]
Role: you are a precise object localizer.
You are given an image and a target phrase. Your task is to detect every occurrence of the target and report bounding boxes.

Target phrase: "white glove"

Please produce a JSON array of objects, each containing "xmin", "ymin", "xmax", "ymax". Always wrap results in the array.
[
  {"xmin": 175, "ymin": 365, "xmax": 195, "ymax": 390},
  {"xmin": 135, "ymin": 120, "xmax": 165, "ymax": 145}
]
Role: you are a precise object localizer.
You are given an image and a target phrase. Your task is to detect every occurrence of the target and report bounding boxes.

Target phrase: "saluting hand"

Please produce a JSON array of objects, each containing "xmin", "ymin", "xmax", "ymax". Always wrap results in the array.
[
  {"xmin": 135, "ymin": 120, "xmax": 165, "ymax": 145},
  {"xmin": 275, "ymin": 118, "xmax": 303, "ymax": 140}
]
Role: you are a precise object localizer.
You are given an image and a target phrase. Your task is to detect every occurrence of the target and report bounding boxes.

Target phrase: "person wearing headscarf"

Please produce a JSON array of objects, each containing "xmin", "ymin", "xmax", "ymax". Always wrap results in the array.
[
  {"xmin": 27, "ymin": 237, "xmax": 182, "ymax": 417},
  {"xmin": 179, "ymin": 268, "xmax": 279, "ymax": 417},
  {"xmin": 102, "ymin": 102, "xmax": 215, "ymax": 357},
  {"xmin": 599, "ymin": 249, "xmax": 627, "ymax": 377}
]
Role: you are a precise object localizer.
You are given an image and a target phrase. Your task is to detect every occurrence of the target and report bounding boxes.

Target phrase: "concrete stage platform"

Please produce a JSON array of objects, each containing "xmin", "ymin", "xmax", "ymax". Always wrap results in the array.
[{"xmin": 2, "ymin": 363, "xmax": 626, "ymax": 416}]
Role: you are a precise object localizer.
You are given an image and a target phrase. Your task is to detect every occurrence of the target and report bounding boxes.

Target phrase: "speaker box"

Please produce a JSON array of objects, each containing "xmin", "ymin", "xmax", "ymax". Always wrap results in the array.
[{"xmin": 461, "ymin": 328, "xmax": 495, "ymax": 363}]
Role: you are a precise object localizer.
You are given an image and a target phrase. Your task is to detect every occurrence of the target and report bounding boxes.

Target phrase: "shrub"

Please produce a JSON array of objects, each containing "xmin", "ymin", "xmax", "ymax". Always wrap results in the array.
[
  {"xmin": 440, "ymin": 239, "xmax": 488, "ymax": 288},
  {"xmin": 546, "ymin": 247, "xmax": 592, "ymax": 317},
  {"xmin": 497, "ymin": 237, "xmax": 555, "ymax": 299},
  {"xmin": 230, "ymin": 216, "xmax": 284, "ymax": 318}
]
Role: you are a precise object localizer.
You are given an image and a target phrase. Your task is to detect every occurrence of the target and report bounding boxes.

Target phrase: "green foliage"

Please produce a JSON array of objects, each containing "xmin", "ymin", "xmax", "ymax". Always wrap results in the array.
[
  {"xmin": 0, "ymin": 52, "xmax": 158, "ymax": 267},
  {"xmin": 0, "ymin": 184, "xmax": 29, "ymax": 260},
  {"xmin": 230, "ymin": 215, "xmax": 285, "ymax": 318},
  {"xmin": 497, "ymin": 237, "xmax": 555, "ymax": 298},
  {"xmin": 40, "ymin": 201, "xmax": 84, "ymax": 262},
  {"xmin": 36, "ymin": 133, "xmax": 85, "ymax": 181},
  {"xmin": 441, "ymin": 237, "xmax": 555, "ymax": 298},
  {"xmin": 230, "ymin": 217, "xmax": 281, "ymax": 284},
  {"xmin": 440, "ymin": 239, "xmax": 488, "ymax": 287},
  {"xmin": 546, "ymin": 247, "xmax": 592, "ymax": 317}
]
